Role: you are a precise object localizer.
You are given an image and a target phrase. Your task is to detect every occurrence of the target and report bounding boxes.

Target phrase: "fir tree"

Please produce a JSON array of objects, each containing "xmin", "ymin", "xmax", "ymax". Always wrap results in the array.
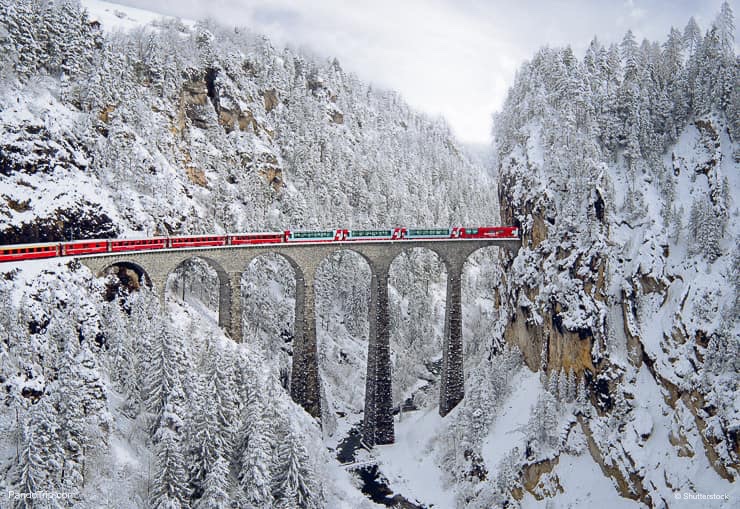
[
  {"xmin": 238, "ymin": 389, "xmax": 274, "ymax": 508},
  {"xmin": 193, "ymin": 456, "xmax": 230, "ymax": 509},
  {"xmin": 272, "ymin": 430, "xmax": 320, "ymax": 509},
  {"xmin": 150, "ymin": 421, "xmax": 190, "ymax": 509}
]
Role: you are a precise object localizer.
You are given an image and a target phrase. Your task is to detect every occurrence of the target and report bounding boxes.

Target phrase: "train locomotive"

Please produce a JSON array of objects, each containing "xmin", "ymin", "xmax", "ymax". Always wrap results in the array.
[{"xmin": 0, "ymin": 226, "xmax": 519, "ymax": 263}]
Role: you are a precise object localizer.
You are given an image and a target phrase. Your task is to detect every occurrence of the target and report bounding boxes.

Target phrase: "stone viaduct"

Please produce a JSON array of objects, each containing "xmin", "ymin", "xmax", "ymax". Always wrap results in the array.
[{"xmin": 79, "ymin": 239, "xmax": 519, "ymax": 446}]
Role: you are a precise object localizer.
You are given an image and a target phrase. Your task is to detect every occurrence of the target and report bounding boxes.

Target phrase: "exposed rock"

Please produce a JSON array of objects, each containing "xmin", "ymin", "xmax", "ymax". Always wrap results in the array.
[
  {"xmin": 179, "ymin": 77, "xmax": 211, "ymax": 130},
  {"xmin": 99, "ymin": 104, "xmax": 116, "ymax": 123},
  {"xmin": 668, "ymin": 427, "xmax": 695, "ymax": 458},
  {"xmin": 547, "ymin": 325, "xmax": 595, "ymax": 375},
  {"xmin": 0, "ymin": 119, "xmax": 89, "ymax": 176},
  {"xmin": 639, "ymin": 345, "xmax": 736, "ymax": 482},
  {"xmin": 521, "ymin": 456, "xmax": 562, "ymax": 500},
  {"xmin": 330, "ymin": 110, "xmax": 344, "ymax": 124},
  {"xmin": 0, "ymin": 203, "xmax": 118, "ymax": 244},
  {"xmin": 218, "ymin": 107, "xmax": 258, "ymax": 133},
  {"xmin": 4, "ymin": 195, "xmax": 31, "ymax": 212},
  {"xmin": 186, "ymin": 166, "xmax": 207, "ymax": 187},
  {"xmin": 579, "ymin": 416, "xmax": 652, "ymax": 506},
  {"xmin": 237, "ymin": 109, "xmax": 258, "ymax": 132},
  {"xmin": 259, "ymin": 166, "xmax": 284, "ymax": 192},
  {"xmin": 102, "ymin": 263, "xmax": 149, "ymax": 301},
  {"xmin": 263, "ymin": 88, "xmax": 278, "ymax": 113}
]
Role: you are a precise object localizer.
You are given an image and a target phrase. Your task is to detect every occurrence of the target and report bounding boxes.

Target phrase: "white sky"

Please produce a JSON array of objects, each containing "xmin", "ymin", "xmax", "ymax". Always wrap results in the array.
[{"xmin": 93, "ymin": 0, "xmax": 733, "ymax": 144}]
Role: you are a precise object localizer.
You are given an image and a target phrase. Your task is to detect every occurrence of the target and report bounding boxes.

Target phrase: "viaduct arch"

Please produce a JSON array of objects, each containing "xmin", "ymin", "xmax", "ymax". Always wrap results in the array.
[{"xmin": 82, "ymin": 239, "xmax": 519, "ymax": 446}]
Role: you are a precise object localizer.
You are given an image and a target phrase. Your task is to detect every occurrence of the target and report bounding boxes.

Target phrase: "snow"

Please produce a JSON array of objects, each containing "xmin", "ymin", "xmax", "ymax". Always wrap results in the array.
[
  {"xmin": 0, "ymin": 82, "xmax": 128, "ymax": 234},
  {"xmin": 1, "ymin": 2, "xmax": 737, "ymax": 506},
  {"xmin": 81, "ymin": 0, "xmax": 194, "ymax": 32},
  {"xmin": 480, "ymin": 368, "xmax": 542, "ymax": 470},
  {"xmin": 0, "ymin": 257, "xmax": 69, "ymax": 302},
  {"xmin": 375, "ymin": 407, "xmax": 457, "ymax": 509},
  {"xmin": 521, "ymin": 451, "xmax": 641, "ymax": 509}
]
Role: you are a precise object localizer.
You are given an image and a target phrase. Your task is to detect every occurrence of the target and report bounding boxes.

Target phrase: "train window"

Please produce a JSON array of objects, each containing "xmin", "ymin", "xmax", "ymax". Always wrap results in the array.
[{"xmin": 293, "ymin": 231, "xmax": 332, "ymax": 239}]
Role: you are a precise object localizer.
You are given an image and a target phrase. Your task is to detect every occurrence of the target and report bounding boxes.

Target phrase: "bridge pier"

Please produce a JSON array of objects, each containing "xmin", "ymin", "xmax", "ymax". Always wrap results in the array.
[
  {"xmin": 290, "ymin": 268, "xmax": 322, "ymax": 419},
  {"xmin": 228, "ymin": 272, "xmax": 243, "ymax": 343},
  {"xmin": 152, "ymin": 275, "xmax": 167, "ymax": 310},
  {"xmin": 440, "ymin": 260, "xmax": 464, "ymax": 416},
  {"xmin": 79, "ymin": 239, "xmax": 520, "ymax": 438},
  {"xmin": 363, "ymin": 266, "xmax": 394, "ymax": 446}
]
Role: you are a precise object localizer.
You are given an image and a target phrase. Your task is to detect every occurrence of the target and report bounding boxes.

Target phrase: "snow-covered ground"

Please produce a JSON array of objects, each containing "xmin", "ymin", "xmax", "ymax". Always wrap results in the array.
[
  {"xmin": 376, "ymin": 407, "xmax": 456, "ymax": 508},
  {"xmin": 81, "ymin": 0, "xmax": 195, "ymax": 32},
  {"xmin": 480, "ymin": 369, "xmax": 541, "ymax": 470}
]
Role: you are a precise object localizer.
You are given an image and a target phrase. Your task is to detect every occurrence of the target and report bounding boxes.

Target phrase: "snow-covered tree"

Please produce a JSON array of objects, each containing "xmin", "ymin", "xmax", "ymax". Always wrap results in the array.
[
  {"xmin": 272, "ymin": 429, "xmax": 321, "ymax": 509},
  {"xmin": 150, "ymin": 421, "xmax": 190, "ymax": 509}
]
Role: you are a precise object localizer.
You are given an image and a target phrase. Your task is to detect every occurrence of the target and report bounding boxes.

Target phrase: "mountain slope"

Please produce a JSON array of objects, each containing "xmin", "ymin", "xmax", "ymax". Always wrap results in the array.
[
  {"xmin": 483, "ymin": 5, "xmax": 738, "ymax": 507},
  {"xmin": 0, "ymin": 0, "xmax": 495, "ymax": 244}
]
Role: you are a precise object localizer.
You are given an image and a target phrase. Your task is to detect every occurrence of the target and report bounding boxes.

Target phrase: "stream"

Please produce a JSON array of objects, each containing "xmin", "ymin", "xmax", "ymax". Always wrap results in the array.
[{"xmin": 335, "ymin": 424, "xmax": 428, "ymax": 508}]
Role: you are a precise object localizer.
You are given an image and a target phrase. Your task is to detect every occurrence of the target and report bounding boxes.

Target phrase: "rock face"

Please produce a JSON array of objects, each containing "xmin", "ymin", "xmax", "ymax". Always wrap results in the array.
[
  {"xmin": 263, "ymin": 89, "xmax": 278, "ymax": 113},
  {"xmin": 494, "ymin": 38, "xmax": 738, "ymax": 506},
  {"xmin": 0, "ymin": 204, "xmax": 118, "ymax": 245}
]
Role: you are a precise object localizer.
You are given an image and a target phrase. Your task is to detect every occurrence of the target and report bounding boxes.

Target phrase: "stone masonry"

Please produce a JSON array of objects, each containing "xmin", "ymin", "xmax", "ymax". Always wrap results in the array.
[{"xmin": 79, "ymin": 238, "xmax": 519, "ymax": 446}]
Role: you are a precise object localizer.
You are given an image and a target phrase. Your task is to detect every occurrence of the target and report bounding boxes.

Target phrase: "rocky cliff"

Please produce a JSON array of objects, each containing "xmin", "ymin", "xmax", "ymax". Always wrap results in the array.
[{"xmin": 492, "ymin": 21, "xmax": 738, "ymax": 506}]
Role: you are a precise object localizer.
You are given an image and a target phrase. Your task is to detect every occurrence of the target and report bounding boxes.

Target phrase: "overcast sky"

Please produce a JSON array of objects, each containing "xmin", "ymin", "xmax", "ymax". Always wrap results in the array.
[{"xmin": 103, "ymin": 0, "xmax": 733, "ymax": 144}]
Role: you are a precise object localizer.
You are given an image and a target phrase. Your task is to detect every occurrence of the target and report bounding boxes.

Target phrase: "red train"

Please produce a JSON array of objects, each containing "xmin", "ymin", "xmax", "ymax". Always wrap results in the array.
[{"xmin": 0, "ymin": 226, "xmax": 519, "ymax": 263}]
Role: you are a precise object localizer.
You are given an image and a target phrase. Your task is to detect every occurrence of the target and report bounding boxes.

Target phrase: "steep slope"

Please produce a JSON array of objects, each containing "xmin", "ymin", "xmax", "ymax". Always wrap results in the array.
[
  {"xmin": 478, "ymin": 6, "xmax": 738, "ymax": 508},
  {"xmin": 0, "ymin": 0, "xmax": 494, "ymax": 244},
  {"xmin": 0, "ymin": 261, "xmax": 377, "ymax": 508}
]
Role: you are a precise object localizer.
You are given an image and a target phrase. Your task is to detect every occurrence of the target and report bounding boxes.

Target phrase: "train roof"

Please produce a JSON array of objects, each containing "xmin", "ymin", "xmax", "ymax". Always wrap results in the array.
[{"xmin": 0, "ymin": 241, "xmax": 62, "ymax": 249}]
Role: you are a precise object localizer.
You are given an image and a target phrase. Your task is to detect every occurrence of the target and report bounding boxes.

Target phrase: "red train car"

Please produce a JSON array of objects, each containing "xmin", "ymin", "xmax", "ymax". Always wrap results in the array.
[
  {"xmin": 110, "ymin": 238, "xmax": 169, "ymax": 252},
  {"xmin": 460, "ymin": 226, "xmax": 519, "ymax": 239},
  {"xmin": 62, "ymin": 240, "xmax": 109, "ymax": 256},
  {"xmin": 0, "ymin": 242, "xmax": 60, "ymax": 262},
  {"xmin": 229, "ymin": 232, "xmax": 284, "ymax": 245},
  {"xmin": 168, "ymin": 235, "xmax": 226, "ymax": 249}
]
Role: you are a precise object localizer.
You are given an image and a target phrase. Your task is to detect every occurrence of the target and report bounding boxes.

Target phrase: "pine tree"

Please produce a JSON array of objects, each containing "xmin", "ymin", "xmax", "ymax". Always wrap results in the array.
[
  {"xmin": 188, "ymin": 344, "xmax": 236, "ymax": 497},
  {"xmin": 16, "ymin": 424, "xmax": 42, "ymax": 509},
  {"xmin": 150, "ymin": 421, "xmax": 190, "ymax": 509},
  {"xmin": 714, "ymin": 1, "xmax": 735, "ymax": 55},
  {"xmin": 145, "ymin": 322, "xmax": 185, "ymax": 435},
  {"xmin": 688, "ymin": 198, "xmax": 721, "ymax": 261},
  {"xmin": 575, "ymin": 378, "xmax": 591, "ymax": 416},
  {"xmin": 272, "ymin": 430, "xmax": 320, "ymax": 509},
  {"xmin": 547, "ymin": 371, "xmax": 559, "ymax": 399},
  {"xmin": 683, "ymin": 17, "xmax": 702, "ymax": 57},
  {"xmin": 565, "ymin": 369, "xmax": 577, "ymax": 402},
  {"xmin": 14, "ymin": 398, "xmax": 63, "ymax": 508},
  {"xmin": 238, "ymin": 389, "xmax": 274, "ymax": 508},
  {"xmin": 193, "ymin": 456, "xmax": 230, "ymax": 509},
  {"xmin": 557, "ymin": 369, "xmax": 569, "ymax": 402},
  {"xmin": 528, "ymin": 392, "xmax": 559, "ymax": 454}
]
